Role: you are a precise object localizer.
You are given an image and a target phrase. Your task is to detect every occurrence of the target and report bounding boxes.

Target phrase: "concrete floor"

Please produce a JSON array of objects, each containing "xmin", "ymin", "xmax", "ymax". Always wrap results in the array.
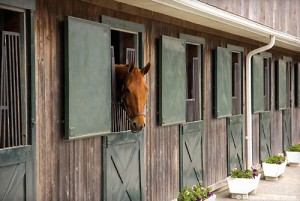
[{"xmin": 215, "ymin": 165, "xmax": 300, "ymax": 201}]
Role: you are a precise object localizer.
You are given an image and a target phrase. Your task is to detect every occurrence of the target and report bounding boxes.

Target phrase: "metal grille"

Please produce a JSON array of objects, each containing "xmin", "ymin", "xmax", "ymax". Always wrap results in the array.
[
  {"xmin": 186, "ymin": 57, "xmax": 200, "ymax": 122},
  {"xmin": 231, "ymin": 51, "xmax": 242, "ymax": 115},
  {"xmin": 0, "ymin": 31, "xmax": 23, "ymax": 148},
  {"xmin": 232, "ymin": 62, "xmax": 241, "ymax": 115},
  {"xmin": 126, "ymin": 48, "xmax": 135, "ymax": 64}
]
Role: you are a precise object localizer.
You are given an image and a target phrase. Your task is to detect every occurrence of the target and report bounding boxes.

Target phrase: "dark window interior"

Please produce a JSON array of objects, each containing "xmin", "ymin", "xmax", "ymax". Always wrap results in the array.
[
  {"xmin": 0, "ymin": 9, "xmax": 21, "ymax": 33},
  {"xmin": 111, "ymin": 30, "xmax": 135, "ymax": 65},
  {"xmin": 263, "ymin": 58, "xmax": 270, "ymax": 111},
  {"xmin": 232, "ymin": 52, "xmax": 241, "ymax": 115},
  {"xmin": 286, "ymin": 61, "xmax": 291, "ymax": 108},
  {"xmin": 186, "ymin": 44, "xmax": 201, "ymax": 122},
  {"xmin": 0, "ymin": 9, "xmax": 24, "ymax": 148}
]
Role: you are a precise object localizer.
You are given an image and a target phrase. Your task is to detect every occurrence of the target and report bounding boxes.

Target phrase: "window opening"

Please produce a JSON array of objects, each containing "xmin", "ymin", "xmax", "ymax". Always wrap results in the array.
[
  {"xmin": 232, "ymin": 52, "xmax": 241, "ymax": 115},
  {"xmin": 263, "ymin": 58, "xmax": 270, "ymax": 111},
  {"xmin": 186, "ymin": 44, "xmax": 200, "ymax": 122},
  {"xmin": 111, "ymin": 30, "xmax": 136, "ymax": 65},
  {"xmin": 286, "ymin": 61, "xmax": 291, "ymax": 108},
  {"xmin": 0, "ymin": 9, "xmax": 25, "ymax": 149},
  {"xmin": 111, "ymin": 30, "xmax": 137, "ymax": 132}
]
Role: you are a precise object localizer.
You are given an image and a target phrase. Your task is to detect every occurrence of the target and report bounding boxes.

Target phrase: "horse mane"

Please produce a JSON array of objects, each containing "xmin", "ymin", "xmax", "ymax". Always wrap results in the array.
[{"xmin": 115, "ymin": 64, "xmax": 128, "ymax": 83}]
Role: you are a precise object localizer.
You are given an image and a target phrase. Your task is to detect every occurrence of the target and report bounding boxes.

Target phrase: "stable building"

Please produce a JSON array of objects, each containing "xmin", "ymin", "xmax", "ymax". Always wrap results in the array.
[{"xmin": 0, "ymin": 0, "xmax": 300, "ymax": 200}]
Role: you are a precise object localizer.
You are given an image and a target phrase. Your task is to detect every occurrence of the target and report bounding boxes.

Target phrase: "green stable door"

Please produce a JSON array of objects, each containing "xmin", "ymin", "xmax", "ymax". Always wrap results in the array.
[
  {"xmin": 0, "ymin": 147, "xmax": 33, "ymax": 201},
  {"xmin": 103, "ymin": 131, "xmax": 145, "ymax": 201},
  {"xmin": 180, "ymin": 121, "xmax": 205, "ymax": 188},
  {"xmin": 227, "ymin": 116, "xmax": 244, "ymax": 174},
  {"xmin": 282, "ymin": 109, "xmax": 292, "ymax": 151},
  {"xmin": 259, "ymin": 112, "xmax": 272, "ymax": 161}
]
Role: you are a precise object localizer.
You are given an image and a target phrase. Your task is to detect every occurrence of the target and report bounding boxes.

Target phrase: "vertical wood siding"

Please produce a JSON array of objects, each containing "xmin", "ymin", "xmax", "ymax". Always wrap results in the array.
[
  {"xmin": 34, "ymin": 0, "xmax": 300, "ymax": 200},
  {"xmin": 199, "ymin": 0, "xmax": 300, "ymax": 38}
]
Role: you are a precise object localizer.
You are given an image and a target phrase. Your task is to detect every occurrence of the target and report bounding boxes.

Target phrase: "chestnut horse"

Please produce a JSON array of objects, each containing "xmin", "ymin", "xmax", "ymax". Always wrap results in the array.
[{"xmin": 115, "ymin": 62, "xmax": 150, "ymax": 133}]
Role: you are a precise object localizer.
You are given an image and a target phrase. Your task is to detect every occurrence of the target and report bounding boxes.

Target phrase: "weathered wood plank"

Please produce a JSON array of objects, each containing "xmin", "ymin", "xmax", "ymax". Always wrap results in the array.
[{"xmin": 197, "ymin": 0, "xmax": 300, "ymax": 38}]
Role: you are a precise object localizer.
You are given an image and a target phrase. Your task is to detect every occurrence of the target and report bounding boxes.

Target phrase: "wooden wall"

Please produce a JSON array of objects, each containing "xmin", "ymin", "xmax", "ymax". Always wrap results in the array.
[
  {"xmin": 199, "ymin": 0, "xmax": 300, "ymax": 38},
  {"xmin": 35, "ymin": 0, "xmax": 300, "ymax": 200}
]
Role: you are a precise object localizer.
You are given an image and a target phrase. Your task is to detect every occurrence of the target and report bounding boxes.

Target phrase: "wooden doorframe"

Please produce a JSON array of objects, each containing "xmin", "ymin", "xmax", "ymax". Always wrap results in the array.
[
  {"xmin": 27, "ymin": 9, "xmax": 37, "ymax": 201},
  {"xmin": 0, "ymin": 5, "xmax": 36, "ymax": 201}
]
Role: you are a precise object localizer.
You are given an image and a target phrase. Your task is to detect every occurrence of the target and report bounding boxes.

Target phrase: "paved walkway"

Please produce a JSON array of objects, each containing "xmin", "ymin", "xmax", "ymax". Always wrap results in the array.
[{"xmin": 215, "ymin": 165, "xmax": 300, "ymax": 201}]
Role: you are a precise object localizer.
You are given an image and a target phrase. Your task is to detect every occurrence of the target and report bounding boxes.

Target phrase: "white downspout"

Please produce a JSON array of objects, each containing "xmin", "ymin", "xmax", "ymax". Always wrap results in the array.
[{"xmin": 246, "ymin": 35, "xmax": 276, "ymax": 169}]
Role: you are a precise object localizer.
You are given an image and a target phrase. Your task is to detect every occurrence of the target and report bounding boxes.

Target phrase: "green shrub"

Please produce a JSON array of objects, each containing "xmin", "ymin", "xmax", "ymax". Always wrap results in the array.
[
  {"xmin": 286, "ymin": 144, "xmax": 300, "ymax": 152},
  {"xmin": 178, "ymin": 183, "xmax": 213, "ymax": 201},
  {"xmin": 230, "ymin": 168, "xmax": 258, "ymax": 179},
  {"xmin": 263, "ymin": 153, "xmax": 285, "ymax": 164}
]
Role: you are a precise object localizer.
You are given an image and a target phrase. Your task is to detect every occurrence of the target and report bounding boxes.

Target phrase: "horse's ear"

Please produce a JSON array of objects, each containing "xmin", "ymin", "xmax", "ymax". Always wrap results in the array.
[
  {"xmin": 128, "ymin": 62, "xmax": 135, "ymax": 73},
  {"xmin": 141, "ymin": 62, "xmax": 150, "ymax": 75}
]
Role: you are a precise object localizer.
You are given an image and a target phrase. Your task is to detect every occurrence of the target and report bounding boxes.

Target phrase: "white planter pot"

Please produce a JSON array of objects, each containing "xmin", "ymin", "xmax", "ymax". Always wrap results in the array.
[
  {"xmin": 227, "ymin": 174, "xmax": 261, "ymax": 195},
  {"xmin": 205, "ymin": 194, "xmax": 216, "ymax": 201},
  {"xmin": 172, "ymin": 194, "xmax": 216, "ymax": 201},
  {"xmin": 286, "ymin": 151, "xmax": 300, "ymax": 164},
  {"xmin": 262, "ymin": 160, "xmax": 287, "ymax": 177}
]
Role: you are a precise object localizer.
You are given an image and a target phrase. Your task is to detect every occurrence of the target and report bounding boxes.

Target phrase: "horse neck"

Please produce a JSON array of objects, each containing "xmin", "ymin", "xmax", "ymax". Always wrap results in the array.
[{"xmin": 114, "ymin": 65, "xmax": 129, "ymax": 100}]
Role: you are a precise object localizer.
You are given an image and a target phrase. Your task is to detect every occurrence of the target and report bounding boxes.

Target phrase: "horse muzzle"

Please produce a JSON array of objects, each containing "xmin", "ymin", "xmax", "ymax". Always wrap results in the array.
[{"xmin": 130, "ymin": 116, "xmax": 145, "ymax": 133}]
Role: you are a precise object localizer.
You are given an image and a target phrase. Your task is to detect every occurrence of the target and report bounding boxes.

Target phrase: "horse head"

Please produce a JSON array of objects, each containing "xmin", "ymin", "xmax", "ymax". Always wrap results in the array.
[{"xmin": 115, "ymin": 62, "xmax": 150, "ymax": 133}]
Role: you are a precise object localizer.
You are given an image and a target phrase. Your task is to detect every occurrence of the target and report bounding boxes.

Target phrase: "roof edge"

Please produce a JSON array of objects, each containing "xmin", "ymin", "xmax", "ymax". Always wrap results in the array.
[{"xmin": 115, "ymin": 0, "xmax": 300, "ymax": 52}]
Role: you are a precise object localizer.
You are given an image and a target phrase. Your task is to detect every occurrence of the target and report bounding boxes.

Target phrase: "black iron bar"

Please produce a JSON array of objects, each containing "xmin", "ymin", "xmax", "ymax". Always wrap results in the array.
[
  {"xmin": 14, "ymin": 35, "xmax": 21, "ymax": 145},
  {"xmin": 11, "ymin": 35, "xmax": 18, "ymax": 146},
  {"xmin": 4, "ymin": 34, "xmax": 9, "ymax": 148},
  {"xmin": 0, "ymin": 32, "xmax": 22, "ymax": 148},
  {"xmin": 16, "ymin": 35, "xmax": 21, "ymax": 145},
  {"xmin": 8, "ymin": 34, "xmax": 14, "ymax": 147}
]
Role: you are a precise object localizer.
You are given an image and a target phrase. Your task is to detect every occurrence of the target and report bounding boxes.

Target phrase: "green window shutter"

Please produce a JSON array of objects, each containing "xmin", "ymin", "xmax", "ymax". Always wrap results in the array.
[
  {"xmin": 215, "ymin": 47, "xmax": 232, "ymax": 118},
  {"xmin": 252, "ymin": 55, "xmax": 264, "ymax": 113},
  {"xmin": 276, "ymin": 59, "xmax": 287, "ymax": 110},
  {"xmin": 296, "ymin": 63, "xmax": 300, "ymax": 107},
  {"xmin": 159, "ymin": 35, "xmax": 186, "ymax": 126},
  {"xmin": 64, "ymin": 16, "xmax": 111, "ymax": 140},
  {"xmin": 0, "ymin": 0, "xmax": 36, "ymax": 10}
]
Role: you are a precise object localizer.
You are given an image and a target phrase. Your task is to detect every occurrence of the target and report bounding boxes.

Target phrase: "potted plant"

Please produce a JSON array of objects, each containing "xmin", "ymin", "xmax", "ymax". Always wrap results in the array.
[
  {"xmin": 227, "ymin": 168, "xmax": 261, "ymax": 199},
  {"xmin": 177, "ymin": 182, "xmax": 216, "ymax": 201},
  {"xmin": 262, "ymin": 153, "xmax": 286, "ymax": 180},
  {"xmin": 285, "ymin": 143, "xmax": 300, "ymax": 165}
]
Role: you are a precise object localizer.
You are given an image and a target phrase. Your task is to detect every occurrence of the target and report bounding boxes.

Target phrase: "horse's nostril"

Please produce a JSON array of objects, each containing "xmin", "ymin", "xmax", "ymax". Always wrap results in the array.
[{"xmin": 133, "ymin": 122, "xmax": 137, "ymax": 128}]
